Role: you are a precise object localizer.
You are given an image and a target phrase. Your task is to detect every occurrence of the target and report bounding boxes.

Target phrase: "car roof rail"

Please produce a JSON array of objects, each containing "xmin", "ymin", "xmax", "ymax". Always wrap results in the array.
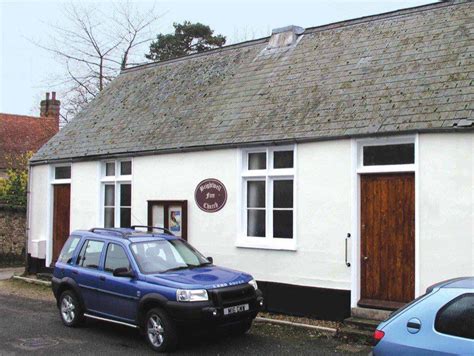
[
  {"xmin": 89, "ymin": 228, "xmax": 128, "ymax": 238},
  {"xmin": 131, "ymin": 225, "xmax": 175, "ymax": 236}
]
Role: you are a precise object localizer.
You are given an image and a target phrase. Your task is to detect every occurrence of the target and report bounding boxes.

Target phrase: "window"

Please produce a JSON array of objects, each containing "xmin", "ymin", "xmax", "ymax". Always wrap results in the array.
[
  {"xmin": 104, "ymin": 243, "xmax": 130, "ymax": 272},
  {"xmin": 240, "ymin": 146, "xmax": 295, "ymax": 249},
  {"xmin": 54, "ymin": 166, "xmax": 71, "ymax": 180},
  {"xmin": 58, "ymin": 236, "xmax": 80, "ymax": 264},
  {"xmin": 435, "ymin": 293, "xmax": 474, "ymax": 340},
  {"xmin": 130, "ymin": 240, "xmax": 209, "ymax": 274},
  {"xmin": 362, "ymin": 143, "xmax": 414, "ymax": 166},
  {"xmin": 76, "ymin": 240, "xmax": 104, "ymax": 269},
  {"xmin": 101, "ymin": 160, "xmax": 132, "ymax": 228}
]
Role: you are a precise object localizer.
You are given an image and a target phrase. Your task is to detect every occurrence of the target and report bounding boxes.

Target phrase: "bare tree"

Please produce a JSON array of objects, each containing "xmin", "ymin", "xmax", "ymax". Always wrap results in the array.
[{"xmin": 38, "ymin": 1, "xmax": 160, "ymax": 123}]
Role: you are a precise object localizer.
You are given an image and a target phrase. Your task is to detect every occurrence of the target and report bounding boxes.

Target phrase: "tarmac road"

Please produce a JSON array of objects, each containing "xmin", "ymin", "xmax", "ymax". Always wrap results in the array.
[{"xmin": 0, "ymin": 293, "xmax": 370, "ymax": 355}]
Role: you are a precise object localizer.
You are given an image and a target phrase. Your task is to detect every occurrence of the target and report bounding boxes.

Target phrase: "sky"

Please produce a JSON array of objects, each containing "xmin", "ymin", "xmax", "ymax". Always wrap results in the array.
[{"xmin": 0, "ymin": 0, "xmax": 434, "ymax": 116}]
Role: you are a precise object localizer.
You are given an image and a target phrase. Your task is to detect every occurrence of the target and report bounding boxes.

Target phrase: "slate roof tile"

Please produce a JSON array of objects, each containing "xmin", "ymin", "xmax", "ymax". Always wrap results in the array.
[{"xmin": 32, "ymin": 0, "xmax": 474, "ymax": 163}]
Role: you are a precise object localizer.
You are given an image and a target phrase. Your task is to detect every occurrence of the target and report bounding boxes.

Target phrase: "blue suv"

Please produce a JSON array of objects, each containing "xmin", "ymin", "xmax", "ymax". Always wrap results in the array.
[{"xmin": 52, "ymin": 226, "xmax": 264, "ymax": 352}]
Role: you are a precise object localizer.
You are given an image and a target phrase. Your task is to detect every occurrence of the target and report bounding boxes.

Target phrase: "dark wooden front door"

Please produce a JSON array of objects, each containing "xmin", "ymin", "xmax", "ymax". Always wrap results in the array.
[
  {"xmin": 52, "ymin": 184, "xmax": 71, "ymax": 263},
  {"xmin": 360, "ymin": 173, "xmax": 415, "ymax": 307}
]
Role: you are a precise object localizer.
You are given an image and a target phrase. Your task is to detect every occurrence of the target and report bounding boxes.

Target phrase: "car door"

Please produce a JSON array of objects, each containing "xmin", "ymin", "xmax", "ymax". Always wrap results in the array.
[
  {"xmin": 96, "ymin": 242, "xmax": 139, "ymax": 322},
  {"xmin": 382, "ymin": 289, "xmax": 474, "ymax": 354},
  {"xmin": 430, "ymin": 290, "xmax": 474, "ymax": 354},
  {"xmin": 73, "ymin": 239, "xmax": 106, "ymax": 314}
]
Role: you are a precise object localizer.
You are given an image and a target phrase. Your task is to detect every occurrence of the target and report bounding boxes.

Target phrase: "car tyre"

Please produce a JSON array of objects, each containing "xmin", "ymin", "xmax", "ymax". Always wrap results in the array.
[
  {"xmin": 144, "ymin": 307, "xmax": 178, "ymax": 353},
  {"xmin": 59, "ymin": 290, "xmax": 84, "ymax": 327},
  {"xmin": 232, "ymin": 320, "xmax": 252, "ymax": 335}
]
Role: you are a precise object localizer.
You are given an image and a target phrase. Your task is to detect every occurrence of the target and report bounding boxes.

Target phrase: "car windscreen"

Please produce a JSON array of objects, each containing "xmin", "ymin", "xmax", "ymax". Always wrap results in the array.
[{"xmin": 130, "ymin": 239, "xmax": 210, "ymax": 274}]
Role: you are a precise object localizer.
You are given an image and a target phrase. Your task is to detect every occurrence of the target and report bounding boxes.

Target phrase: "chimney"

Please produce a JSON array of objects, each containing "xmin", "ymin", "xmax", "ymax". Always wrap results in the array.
[
  {"xmin": 267, "ymin": 25, "xmax": 305, "ymax": 50},
  {"xmin": 40, "ymin": 91, "xmax": 60, "ymax": 129}
]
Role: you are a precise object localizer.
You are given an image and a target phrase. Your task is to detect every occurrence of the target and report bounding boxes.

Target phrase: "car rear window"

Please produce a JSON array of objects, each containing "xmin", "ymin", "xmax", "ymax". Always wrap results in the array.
[
  {"xmin": 58, "ymin": 236, "xmax": 81, "ymax": 264},
  {"xmin": 435, "ymin": 293, "xmax": 474, "ymax": 340}
]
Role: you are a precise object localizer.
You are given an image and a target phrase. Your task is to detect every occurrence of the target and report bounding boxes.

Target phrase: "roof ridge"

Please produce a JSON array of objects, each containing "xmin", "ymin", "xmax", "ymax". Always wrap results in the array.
[
  {"xmin": 0, "ymin": 113, "xmax": 44, "ymax": 120},
  {"xmin": 121, "ymin": 1, "xmax": 456, "ymax": 74}
]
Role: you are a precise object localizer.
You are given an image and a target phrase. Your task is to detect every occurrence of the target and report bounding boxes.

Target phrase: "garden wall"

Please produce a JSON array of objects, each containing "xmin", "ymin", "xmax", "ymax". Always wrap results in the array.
[{"xmin": 0, "ymin": 205, "xmax": 26, "ymax": 266}]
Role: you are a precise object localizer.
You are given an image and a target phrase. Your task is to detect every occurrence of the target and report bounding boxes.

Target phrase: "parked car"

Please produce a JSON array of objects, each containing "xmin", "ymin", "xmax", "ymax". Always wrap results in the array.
[
  {"xmin": 373, "ymin": 277, "xmax": 474, "ymax": 355},
  {"xmin": 52, "ymin": 226, "xmax": 264, "ymax": 352}
]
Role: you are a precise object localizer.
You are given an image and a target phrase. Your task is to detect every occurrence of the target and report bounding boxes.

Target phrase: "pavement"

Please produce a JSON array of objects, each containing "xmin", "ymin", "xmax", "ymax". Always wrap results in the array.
[
  {"xmin": 0, "ymin": 267, "xmax": 24, "ymax": 280},
  {"xmin": 0, "ymin": 291, "xmax": 371, "ymax": 355}
]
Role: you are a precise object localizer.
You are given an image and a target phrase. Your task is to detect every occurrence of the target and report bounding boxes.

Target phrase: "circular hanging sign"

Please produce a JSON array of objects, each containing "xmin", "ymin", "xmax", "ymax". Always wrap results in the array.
[{"xmin": 195, "ymin": 178, "xmax": 227, "ymax": 213}]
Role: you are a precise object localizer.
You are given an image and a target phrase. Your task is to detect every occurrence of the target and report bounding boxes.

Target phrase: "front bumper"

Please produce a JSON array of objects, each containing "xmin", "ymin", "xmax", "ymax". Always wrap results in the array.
[{"xmin": 167, "ymin": 286, "xmax": 264, "ymax": 327}]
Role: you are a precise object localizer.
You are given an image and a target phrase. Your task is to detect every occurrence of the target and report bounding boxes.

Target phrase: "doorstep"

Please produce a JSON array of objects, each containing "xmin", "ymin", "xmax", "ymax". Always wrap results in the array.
[{"xmin": 337, "ymin": 307, "xmax": 392, "ymax": 344}]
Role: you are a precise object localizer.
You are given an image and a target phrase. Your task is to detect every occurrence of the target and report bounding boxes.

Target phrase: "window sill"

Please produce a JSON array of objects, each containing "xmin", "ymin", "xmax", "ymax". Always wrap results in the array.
[{"xmin": 235, "ymin": 237, "xmax": 297, "ymax": 251}]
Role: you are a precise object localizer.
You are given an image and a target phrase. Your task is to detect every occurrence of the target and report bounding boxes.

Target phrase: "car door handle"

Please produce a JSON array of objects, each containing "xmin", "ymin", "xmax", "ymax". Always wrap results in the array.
[
  {"xmin": 72, "ymin": 270, "xmax": 78, "ymax": 275},
  {"xmin": 99, "ymin": 276, "xmax": 106, "ymax": 281}
]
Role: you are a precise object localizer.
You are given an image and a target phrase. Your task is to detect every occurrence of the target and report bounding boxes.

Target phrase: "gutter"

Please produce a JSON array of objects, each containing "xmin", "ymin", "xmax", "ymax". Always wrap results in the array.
[{"xmin": 28, "ymin": 126, "xmax": 474, "ymax": 167}]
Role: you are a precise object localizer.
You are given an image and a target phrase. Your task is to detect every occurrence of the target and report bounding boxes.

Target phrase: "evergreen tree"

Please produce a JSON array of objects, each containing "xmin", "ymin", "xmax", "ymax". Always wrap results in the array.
[{"xmin": 146, "ymin": 21, "xmax": 226, "ymax": 61}]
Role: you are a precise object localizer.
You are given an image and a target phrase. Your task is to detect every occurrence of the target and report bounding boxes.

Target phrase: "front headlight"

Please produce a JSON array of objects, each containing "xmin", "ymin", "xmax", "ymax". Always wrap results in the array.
[
  {"xmin": 176, "ymin": 289, "xmax": 208, "ymax": 302},
  {"xmin": 248, "ymin": 279, "xmax": 258, "ymax": 290}
]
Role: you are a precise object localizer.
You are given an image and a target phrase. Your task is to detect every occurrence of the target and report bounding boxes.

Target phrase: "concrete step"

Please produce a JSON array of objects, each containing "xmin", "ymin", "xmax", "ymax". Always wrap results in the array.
[
  {"xmin": 351, "ymin": 307, "xmax": 391, "ymax": 321},
  {"xmin": 344, "ymin": 317, "xmax": 380, "ymax": 331},
  {"xmin": 337, "ymin": 326, "xmax": 373, "ymax": 345}
]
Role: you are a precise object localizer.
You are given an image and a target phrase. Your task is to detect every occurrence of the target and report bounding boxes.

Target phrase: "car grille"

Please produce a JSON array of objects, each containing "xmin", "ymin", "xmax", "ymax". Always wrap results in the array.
[{"xmin": 209, "ymin": 284, "xmax": 256, "ymax": 308}]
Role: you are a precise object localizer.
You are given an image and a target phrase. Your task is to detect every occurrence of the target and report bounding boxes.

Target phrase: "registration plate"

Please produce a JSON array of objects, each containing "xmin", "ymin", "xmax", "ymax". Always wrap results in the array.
[{"xmin": 223, "ymin": 303, "xmax": 249, "ymax": 315}]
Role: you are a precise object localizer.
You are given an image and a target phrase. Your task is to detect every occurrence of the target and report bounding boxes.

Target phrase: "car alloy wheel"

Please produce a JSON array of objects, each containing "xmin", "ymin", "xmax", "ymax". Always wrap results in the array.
[
  {"xmin": 61, "ymin": 294, "xmax": 76, "ymax": 324},
  {"xmin": 147, "ymin": 314, "xmax": 165, "ymax": 347}
]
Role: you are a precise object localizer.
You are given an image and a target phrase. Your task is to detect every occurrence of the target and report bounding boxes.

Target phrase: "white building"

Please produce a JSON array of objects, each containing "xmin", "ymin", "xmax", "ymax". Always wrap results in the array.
[{"xmin": 28, "ymin": 1, "xmax": 473, "ymax": 320}]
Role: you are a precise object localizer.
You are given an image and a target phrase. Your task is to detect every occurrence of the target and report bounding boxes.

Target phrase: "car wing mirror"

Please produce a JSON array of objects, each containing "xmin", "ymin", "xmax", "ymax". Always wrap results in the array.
[
  {"xmin": 113, "ymin": 267, "xmax": 135, "ymax": 278},
  {"xmin": 207, "ymin": 257, "xmax": 213, "ymax": 264}
]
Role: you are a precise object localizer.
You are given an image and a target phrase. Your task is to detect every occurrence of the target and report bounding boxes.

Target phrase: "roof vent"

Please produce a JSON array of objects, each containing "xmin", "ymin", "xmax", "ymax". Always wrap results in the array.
[{"xmin": 267, "ymin": 25, "xmax": 304, "ymax": 49}]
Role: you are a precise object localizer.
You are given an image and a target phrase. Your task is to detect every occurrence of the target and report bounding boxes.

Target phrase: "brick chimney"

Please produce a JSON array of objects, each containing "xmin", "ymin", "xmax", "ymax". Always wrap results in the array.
[{"xmin": 40, "ymin": 92, "xmax": 60, "ymax": 129}]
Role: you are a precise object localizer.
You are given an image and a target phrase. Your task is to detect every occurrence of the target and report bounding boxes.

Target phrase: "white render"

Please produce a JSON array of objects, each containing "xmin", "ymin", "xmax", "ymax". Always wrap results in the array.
[
  {"xmin": 418, "ymin": 133, "xmax": 474, "ymax": 292},
  {"xmin": 28, "ymin": 133, "xmax": 473, "ymax": 299}
]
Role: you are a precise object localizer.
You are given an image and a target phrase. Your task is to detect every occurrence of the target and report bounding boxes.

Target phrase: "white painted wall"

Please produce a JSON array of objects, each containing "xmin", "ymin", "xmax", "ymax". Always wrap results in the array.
[
  {"xmin": 418, "ymin": 132, "xmax": 474, "ymax": 291},
  {"xmin": 70, "ymin": 161, "xmax": 101, "ymax": 231},
  {"xmin": 132, "ymin": 140, "xmax": 353, "ymax": 290},
  {"xmin": 28, "ymin": 164, "xmax": 49, "ymax": 258},
  {"xmin": 27, "ymin": 132, "xmax": 473, "ymax": 294}
]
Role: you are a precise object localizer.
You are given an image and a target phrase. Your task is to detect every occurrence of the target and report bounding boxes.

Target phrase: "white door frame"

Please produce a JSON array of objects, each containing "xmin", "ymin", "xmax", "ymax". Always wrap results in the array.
[{"xmin": 350, "ymin": 134, "xmax": 420, "ymax": 308}]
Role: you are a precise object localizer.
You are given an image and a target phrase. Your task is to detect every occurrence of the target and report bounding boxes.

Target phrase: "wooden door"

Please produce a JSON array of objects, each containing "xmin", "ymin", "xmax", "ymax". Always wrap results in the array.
[
  {"xmin": 52, "ymin": 184, "xmax": 71, "ymax": 263},
  {"xmin": 360, "ymin": 173, "xmax": 415, "ymax": 307}
]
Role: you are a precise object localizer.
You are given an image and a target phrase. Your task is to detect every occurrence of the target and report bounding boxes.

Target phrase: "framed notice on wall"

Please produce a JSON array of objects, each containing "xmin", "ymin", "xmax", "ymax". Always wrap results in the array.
[{"xmin": 147, "ymin": 200, "xmax": 187, "ymax": 240}]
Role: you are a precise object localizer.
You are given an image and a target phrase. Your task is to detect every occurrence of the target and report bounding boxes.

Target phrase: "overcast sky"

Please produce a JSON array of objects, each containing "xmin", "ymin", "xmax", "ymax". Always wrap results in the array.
[{"xmin": 0, "ymin": 0, "xmax": 433, "ymax": 116}]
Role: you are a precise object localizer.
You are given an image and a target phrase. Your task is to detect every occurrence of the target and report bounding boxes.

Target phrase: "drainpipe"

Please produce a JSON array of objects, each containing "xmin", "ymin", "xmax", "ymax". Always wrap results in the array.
[{"xmin": 24, "ymin": 164, "xmax": 32, "ymax": 275}]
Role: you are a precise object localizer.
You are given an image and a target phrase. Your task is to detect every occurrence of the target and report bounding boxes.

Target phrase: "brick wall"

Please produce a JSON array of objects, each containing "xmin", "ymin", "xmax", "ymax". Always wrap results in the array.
[{"xmin": 0, "ymin": 206, "xmax": 26, "ymax": 266}]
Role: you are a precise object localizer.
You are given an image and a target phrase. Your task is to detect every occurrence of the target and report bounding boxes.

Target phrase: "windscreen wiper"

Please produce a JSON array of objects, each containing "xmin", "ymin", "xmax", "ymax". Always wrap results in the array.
[{"xmin": 161, "ymin": 265, "xmax": 190, "ymax": 273}]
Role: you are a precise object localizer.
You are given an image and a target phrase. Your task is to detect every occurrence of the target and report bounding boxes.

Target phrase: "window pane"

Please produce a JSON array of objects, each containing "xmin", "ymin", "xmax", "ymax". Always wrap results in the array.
[
  {"xmin": 435, "ymin": 294, "xmax": 474, "ymax": 340},
  {"xmin": 274, "ymin": 151, "xmax": 293, "ymax": 169},
  {"xmin": 248, "ymin": 152, "xmax": 266, "ymax": 170},
  {"xmin": 105, "ymin": 162, "xmax": 115, "ymax": 176},
  {"xmin": 247, "ymin": 181, "xmax": 265, "ymax": 208},
  {"xmin": 120, "ymin": 208, "xmax": 131, "ymax": 228},
  {"xmin": 247, "ymin": 209, "xmax": 265, "ymax": 237},
  {"xmin": 273, "ymin": 180, "xmax": 293, "ymax": 208},
  {"xmin": 120, "ymin": 184, "xmax": 131, "ymax": 207},
  {"xmin": 363, "ymin": 144, "xmax": 414, "ymax": 166},
  {"xmin": 120, "ymin": 161, "xmax": 132, "ymax": 175},
  {"xmin": 104, "ymin": 207, "xmax": 115, "ymax": 228},
  {"xmin": 58, "ymin": 236, "xmax": 80, "ymax": 264},
  {"xmin": 105, "ymin": 244, "xmax": 130, "ymax": 272},
  {"xmin": 104, "ymin": 185, "xmax": 115, "ymax": 206},
  {"xmin": 55, "ymin": 166, "xmax": 71, "ymax": 179},
  {"xmin": 78, "ymin": 240, "xmax": 104, "ymax": 269},
  {"xmin": 273, "ymin": 210, "xmax": 293, "ymax": 239}
]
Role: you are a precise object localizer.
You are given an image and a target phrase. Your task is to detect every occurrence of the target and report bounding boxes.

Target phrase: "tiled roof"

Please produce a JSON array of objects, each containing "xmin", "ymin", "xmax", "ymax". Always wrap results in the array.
[
  {"xmin": 0, "ymin": 114, "xmax": 58, "ymax": 169},
  {"xmin": 31, "ymin": 1, "xmax": 473, "ymax": 164}
]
